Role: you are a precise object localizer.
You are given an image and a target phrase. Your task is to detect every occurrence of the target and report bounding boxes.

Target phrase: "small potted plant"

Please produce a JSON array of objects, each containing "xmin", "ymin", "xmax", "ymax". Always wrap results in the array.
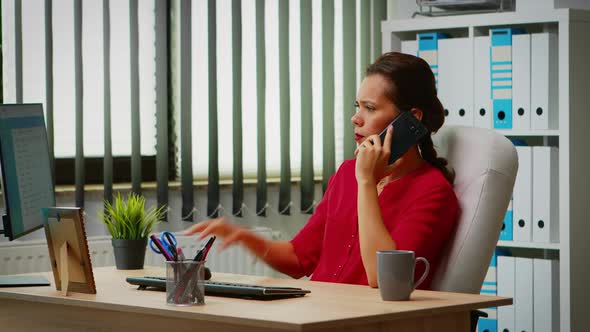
[{"xmin": 99, "ymin": 192, "xmax": 166, "ymax": 269}]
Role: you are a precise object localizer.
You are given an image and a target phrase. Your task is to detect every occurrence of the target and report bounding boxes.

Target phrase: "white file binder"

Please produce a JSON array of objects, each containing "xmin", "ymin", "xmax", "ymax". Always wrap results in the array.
[
  {"xmin": 437, "ymin": 38, "xmax": 453, "ymax": 125},
  {"xmin": 500, "ymin": 197, "xmax": 514, "ymax": 241},
  {"xmin": 531, "ymin": 32, "xmax": 558, "ymax": 130},
  {"xmin": 533, "ymin": 258, "xmax": 560, "ymax": 332},
  {"xmin": 401, "ymin": 40, "xmax": 417, "ymax": 57},
  {"xmin": 532, "ymin": 146, "xmax": 559, "ymax": 243},
  {"xmin": 513, "ymin": 146, "xmax": 532, "ymax": 242},
  {"xmin": 512, "ymin": 34, "xmax": 531, "ymax": 130},
  {"xmin": 438, "ymin": 37, "xmax": 474, "ymax": 126},
  {"xmin": 498, "ymin": 256, "xmax": 515, "ymax": 332},
  {"xmin": 515, "ymin": 257, "xmax": 533, "ymax": 332},
  {"xmin": 474, "ymin": 35, "xmax": 492, "ymax": 128}
]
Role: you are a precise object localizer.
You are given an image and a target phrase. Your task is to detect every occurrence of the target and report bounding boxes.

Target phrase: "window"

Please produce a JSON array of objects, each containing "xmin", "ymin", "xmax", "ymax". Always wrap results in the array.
[
  {"xmin": 2, "ymin": 0, "xmax": 387, "ymax": 214},
  {"xmin": 2, "ymin": 0, "xmax": 158, "ymax": 158}
]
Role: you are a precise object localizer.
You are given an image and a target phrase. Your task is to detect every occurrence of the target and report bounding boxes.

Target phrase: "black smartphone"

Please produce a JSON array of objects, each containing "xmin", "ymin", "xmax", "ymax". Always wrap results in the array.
[{"xmin": 378, "ymin": 111, "xmax": 429, "ymax": 165}]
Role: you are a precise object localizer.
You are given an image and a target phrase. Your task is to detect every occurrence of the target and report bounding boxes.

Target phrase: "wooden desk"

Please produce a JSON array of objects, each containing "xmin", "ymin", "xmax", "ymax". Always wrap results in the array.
[{"xmin": 0, "ymin": 266, "xmax": 510, "ymax": 332}]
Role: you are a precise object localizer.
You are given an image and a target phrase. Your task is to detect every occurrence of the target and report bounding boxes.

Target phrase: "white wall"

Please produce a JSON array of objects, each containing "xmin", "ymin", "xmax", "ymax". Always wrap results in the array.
[{"xmin": 387, "ymin": 0, "xmax": 420, "ymax": 20}]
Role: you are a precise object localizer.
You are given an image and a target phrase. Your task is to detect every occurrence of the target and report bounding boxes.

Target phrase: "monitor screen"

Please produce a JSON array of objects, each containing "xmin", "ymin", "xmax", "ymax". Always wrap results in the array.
[{"xmin": 0, "ymin": 104, "xmax": 55, "ymax": 240}]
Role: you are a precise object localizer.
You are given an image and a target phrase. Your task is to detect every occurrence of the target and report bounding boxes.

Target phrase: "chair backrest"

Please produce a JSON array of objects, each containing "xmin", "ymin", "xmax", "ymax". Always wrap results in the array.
[{"xmin": 430, "ymin": 125, "xmax": 518, "ymax": 294}]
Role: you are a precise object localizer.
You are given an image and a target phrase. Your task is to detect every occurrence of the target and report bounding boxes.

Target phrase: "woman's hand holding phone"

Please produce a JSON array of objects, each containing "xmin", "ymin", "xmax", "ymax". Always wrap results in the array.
[{"xmin": 354, "ymin": 125, "xmax": 396, "ymax": 185}]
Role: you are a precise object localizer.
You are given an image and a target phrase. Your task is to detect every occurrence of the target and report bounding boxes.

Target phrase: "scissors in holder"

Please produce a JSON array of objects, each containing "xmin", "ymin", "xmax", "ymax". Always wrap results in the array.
[{"xmin": 149, "ymin": 231, "xmax": 178, "ymax": 261}]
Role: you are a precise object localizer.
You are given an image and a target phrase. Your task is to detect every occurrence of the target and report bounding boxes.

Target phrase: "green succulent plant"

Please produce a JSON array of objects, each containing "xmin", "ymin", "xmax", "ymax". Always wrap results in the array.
[{"xmin": 99, "ymin": 192, "xmax": 166, "ymax": 240}]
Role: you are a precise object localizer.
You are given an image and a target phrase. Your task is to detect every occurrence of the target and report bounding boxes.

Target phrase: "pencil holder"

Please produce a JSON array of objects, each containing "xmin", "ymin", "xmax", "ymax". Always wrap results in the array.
[{"xmin": 165, "ymin": 260, "xmax": 205, "ymax": 306}]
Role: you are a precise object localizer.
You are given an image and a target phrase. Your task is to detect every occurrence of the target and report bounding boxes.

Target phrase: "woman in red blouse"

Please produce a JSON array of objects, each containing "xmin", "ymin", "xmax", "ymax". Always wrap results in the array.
[{"xmin": 183, "ymin": 52, "xmax": 459, "ymax": 289}]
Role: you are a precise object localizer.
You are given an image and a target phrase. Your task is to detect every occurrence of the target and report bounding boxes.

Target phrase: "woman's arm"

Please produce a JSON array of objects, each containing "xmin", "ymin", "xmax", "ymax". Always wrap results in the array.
[
  {"xmin": 354, "ymin": 126, "xmax": 398, "ymax": 287},
  {"xmin": 356, "ymin": 180, "xmax": 396, "ymax": 288},
  {"xmin": 237, "ymin": 231, "xmax": 306, "ymax": 278},
  {"xmin": 183, "ymin": 218, "xmax": 306, "ymax": 278}
]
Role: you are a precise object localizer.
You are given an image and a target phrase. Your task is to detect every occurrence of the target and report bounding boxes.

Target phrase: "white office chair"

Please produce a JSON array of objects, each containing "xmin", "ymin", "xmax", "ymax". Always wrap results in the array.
[{"xmin": 430, "ymin": 125, "xmax": 518, "ymax": 294}]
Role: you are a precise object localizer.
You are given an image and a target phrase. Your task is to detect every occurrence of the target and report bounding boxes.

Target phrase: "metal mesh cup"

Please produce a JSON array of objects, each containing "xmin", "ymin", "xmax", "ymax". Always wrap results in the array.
[{"xmin": 165, "ymin": 260, "xmax": 205, "ymax": 306}]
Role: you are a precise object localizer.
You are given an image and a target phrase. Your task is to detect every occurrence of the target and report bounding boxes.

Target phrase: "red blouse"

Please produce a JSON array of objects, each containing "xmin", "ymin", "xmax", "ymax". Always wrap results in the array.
[{"xmin": 290, "ymin": 159, "xmax": 459, "ymax": 289}]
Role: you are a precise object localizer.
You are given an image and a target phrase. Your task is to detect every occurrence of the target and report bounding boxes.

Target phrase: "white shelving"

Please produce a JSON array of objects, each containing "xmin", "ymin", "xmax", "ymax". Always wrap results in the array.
[
  {"xmin": 382, "ymin": 8, "xmax": 590, "ymax": 332},
  {"xmin": 497, "ymin": 240, "xmax": 560, "ymax": 250},
  {"xmin": 497, "ymin": 129, "xmax": 560, "ymax": 136}
]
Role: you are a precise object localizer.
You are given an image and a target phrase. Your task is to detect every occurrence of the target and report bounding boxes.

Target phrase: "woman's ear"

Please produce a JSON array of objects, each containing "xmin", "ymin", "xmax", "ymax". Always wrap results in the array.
[{"xmin": 410, "ymin": 108, "xmax": 423, "ymax": 121}]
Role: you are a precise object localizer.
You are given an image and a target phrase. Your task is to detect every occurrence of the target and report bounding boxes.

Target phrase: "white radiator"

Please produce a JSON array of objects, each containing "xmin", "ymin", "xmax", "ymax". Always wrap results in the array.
[{"xmin": 0, "ymin": 227, "xmax": 281, "ymax": 278}]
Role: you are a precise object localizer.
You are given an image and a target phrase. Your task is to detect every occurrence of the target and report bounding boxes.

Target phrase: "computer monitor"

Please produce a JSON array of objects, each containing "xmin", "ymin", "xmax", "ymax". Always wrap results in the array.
[{"xmin": 0, "ymin": 103, "xmax": 55, "ymax": 240}]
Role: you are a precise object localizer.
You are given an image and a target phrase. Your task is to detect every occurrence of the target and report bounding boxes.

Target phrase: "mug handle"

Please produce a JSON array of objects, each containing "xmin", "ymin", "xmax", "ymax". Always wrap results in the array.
[{"xmin": 413, "ymin": 257, "xmax": 430, "ymax": 290}]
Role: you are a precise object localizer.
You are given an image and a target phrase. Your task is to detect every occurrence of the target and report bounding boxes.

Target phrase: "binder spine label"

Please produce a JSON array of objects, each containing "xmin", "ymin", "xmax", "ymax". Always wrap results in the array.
[
  {"xmin": 418, "ymin": 32, "xmax": 447, "ymax": 88},
  {"xmin": 491, "ymin": 28, "xmax": 516, "ymax": 129}
]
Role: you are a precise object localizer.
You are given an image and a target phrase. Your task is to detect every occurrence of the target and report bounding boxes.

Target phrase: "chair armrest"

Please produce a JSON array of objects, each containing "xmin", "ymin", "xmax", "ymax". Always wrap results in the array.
[{"xmin": 470, "ymin": 310, "xmax": 489, "ymax": 332}]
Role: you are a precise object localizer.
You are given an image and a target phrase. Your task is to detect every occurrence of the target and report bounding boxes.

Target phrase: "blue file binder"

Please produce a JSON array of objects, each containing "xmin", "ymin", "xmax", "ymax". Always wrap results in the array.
[
  {"xmin": 418, "ymin": 32, "xmax": 448, "ymax": 88},
  {"xmin": 478, "ymin": 318, "xmax": 498, "ymax": 332},
  {"xmin": 478, "ymin": 251, "xmax": 500, "ymax": 332},
  {"xmin": 481, "ymin": 250, "xmax": 498, "ymax": 296},
  {"xmin": 490, "ymin": 28, "xmax": 524, "ymax": 129}
]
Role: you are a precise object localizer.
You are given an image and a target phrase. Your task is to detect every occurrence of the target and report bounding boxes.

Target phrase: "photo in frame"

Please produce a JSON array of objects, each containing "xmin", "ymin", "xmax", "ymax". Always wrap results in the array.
[{"xmin": 42, "ymin": 207, "xmax": 96, "ymax": 295}]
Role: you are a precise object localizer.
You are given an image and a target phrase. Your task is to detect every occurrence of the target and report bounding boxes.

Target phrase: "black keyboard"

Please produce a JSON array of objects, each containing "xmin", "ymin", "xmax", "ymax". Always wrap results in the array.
[{"xmin": 126, "ymin": 276, "xmax": 311, "ymax": 300}]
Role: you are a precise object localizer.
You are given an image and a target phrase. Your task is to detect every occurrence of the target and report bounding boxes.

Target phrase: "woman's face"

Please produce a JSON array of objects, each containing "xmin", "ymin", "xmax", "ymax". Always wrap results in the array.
[{"xmin": 352, "ymin": 74, "xmax": 399, "ymax": 145}]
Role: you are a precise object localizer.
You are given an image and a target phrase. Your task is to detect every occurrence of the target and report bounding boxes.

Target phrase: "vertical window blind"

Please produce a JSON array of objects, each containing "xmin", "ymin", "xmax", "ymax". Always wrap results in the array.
[
  {"xmin": 1, "ymin": 0, "xmax": 160, "ymax": 206},
  {"xmin": 103, "ymin": 0, "xmax": 112, "ymax": 205},
  {"xmin": 172, "ymin": 0, "xmax": 387, "ymax": 219},
  {"xmin": 154, "ymin": 0, "xmax": 168, "ymax": 215},
  {"xmin": 1, "ymin": 0, "xmax": 387, "ymax": 219}
]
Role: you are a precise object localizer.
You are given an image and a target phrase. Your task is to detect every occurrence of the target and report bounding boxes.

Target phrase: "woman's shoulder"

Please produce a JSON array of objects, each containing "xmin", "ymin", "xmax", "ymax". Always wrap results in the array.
[
  {"xmin": 334, "ymin": 159, "xmax": 357, "ymax": 176},
  {"xmin": 321, "ymin": 159, "xmax": 357, "ymax": 190},
  {"xmin": 411, "ymin": 163, "xmax": 456, "ymax": 195},
  {"xmin": 340, "ymin": 158, "xmax": 357, "ymax": 169},
  {"xmin": 395, "ymin": 163, "xmax": 458, "ymax": 215}
]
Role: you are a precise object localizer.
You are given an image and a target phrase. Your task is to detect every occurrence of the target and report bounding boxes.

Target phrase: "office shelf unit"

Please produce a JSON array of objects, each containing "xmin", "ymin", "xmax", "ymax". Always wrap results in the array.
[
  {"xmin": 497, "ymin": 240, "xmax": 560, "ymax": 250},
  {"xmin": 382, "ymin": 8, "xmax": 590, "ymax": 332},
  {"xmin": 497, "ymin": 129, "xmax": 560, "ymax": 137}
]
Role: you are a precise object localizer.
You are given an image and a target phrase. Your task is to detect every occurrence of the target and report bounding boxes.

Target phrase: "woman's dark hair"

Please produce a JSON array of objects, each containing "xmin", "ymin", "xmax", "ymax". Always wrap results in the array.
[{"xmin": 366, "ymin": 52, "xmax": 454, "ymax": 184}]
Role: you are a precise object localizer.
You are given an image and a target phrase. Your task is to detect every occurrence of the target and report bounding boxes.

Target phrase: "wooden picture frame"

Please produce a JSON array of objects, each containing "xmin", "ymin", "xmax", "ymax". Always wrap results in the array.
[{"xmin": 42, "ymin": 207, "xmax": 96, "ymax": 295}]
